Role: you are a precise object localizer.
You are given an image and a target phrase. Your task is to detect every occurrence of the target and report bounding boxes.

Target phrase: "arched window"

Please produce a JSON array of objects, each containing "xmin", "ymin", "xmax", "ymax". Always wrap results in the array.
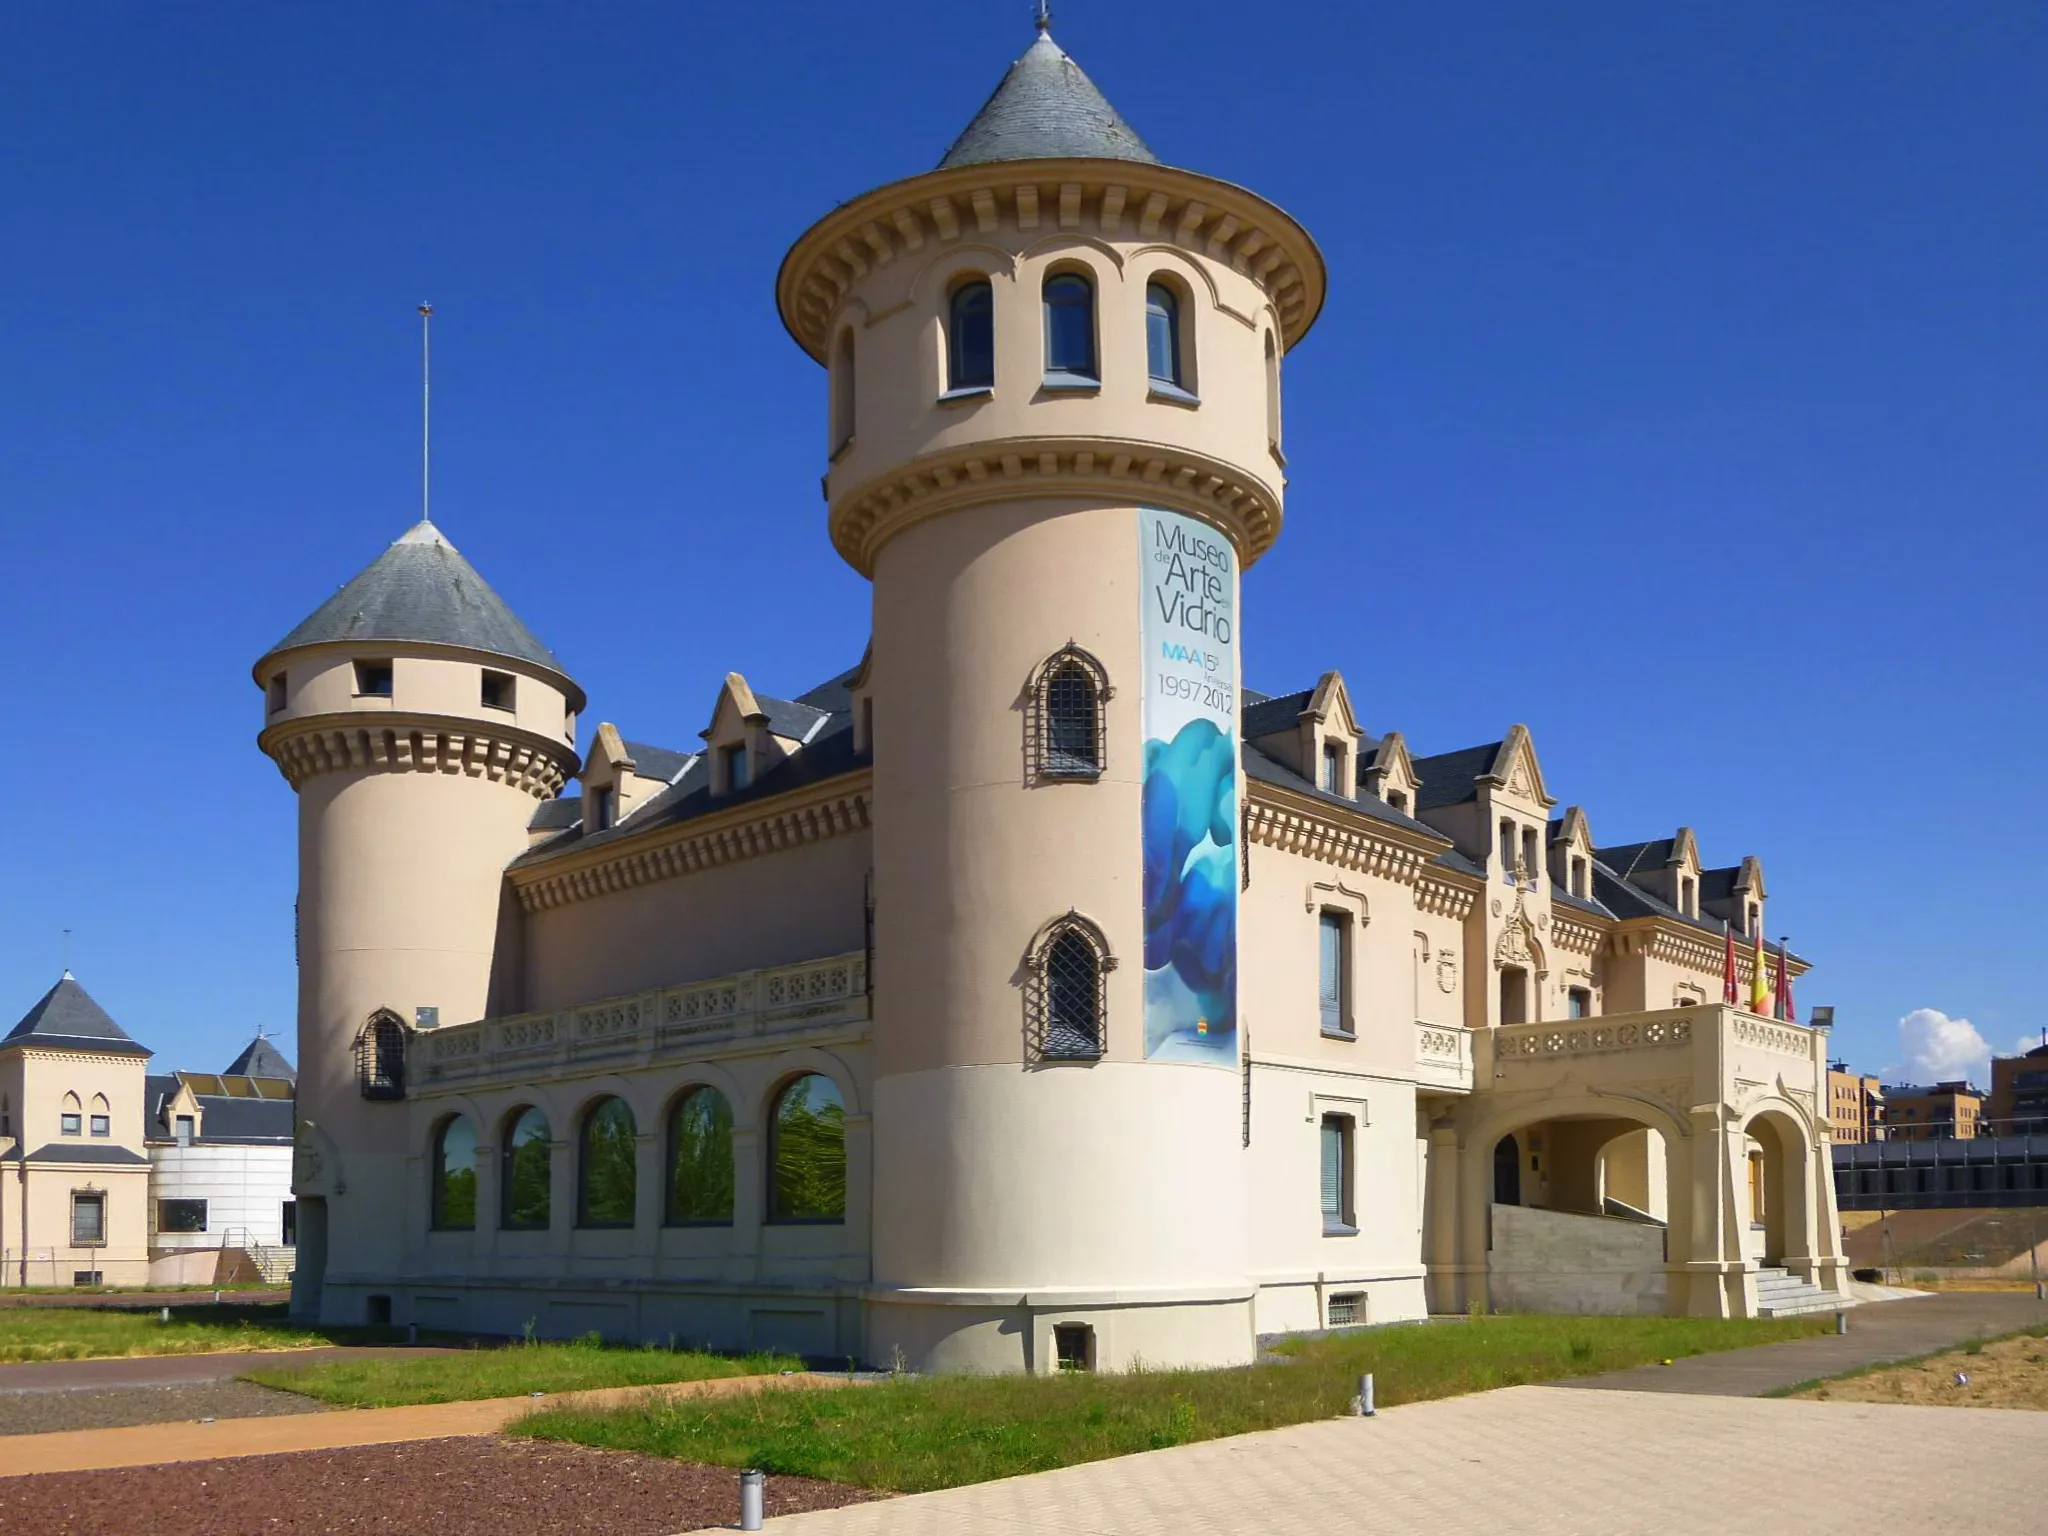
[
  {"xmin": 431, "ymin": 1115, "xmax": 477, "ymax": 1231},
  {"xmin": 1030, "ymin": 914, "xmax": 1114, "ymax": 1061},
  {"xmin": 60, "ymin": 1091, "xmax": 82, "ymax": 1137},
  {"xmin": 666, "ymin": 1086, "xmax": 735, "ymax": 1225},
  {"xmin": 578, "ymin": 1096, "xmax": 637, "ymax": 1228},
  {"xmin": 1263, "ymin": 331, "xmax": 1282, "ymax": 455},
  {"xmin": 1043, "ymin": 272, "xmax": 1097, "ymax": 384},
  {"xmin": 1145, "ymin": 282, "xmax": 1187, "ymax": 392},
  {"xmin": 768, "ymin": 1074, "xmax": 846, "ymax": 1223},
  {"xmin": 830, "ymin": 329, "xmax": 856, "ymax": 456},
  {"xmin": 88, "ymin": 1093, "xmax": 110, "ymax": 1138},
  {"xmin": 500, "ymin": 1106, "xmax": 552, "ymax": 1231},
  {"xmin": 948, "ymin": 279, "xmax": 995, "ymax": 392},
  {"xmin": 354, "ymin": 1010, "xmax": 406, "ymax": 1100},
  {"xmin": 1032, "ymin": 644, "xmax": 1109, "ymax": 779}
]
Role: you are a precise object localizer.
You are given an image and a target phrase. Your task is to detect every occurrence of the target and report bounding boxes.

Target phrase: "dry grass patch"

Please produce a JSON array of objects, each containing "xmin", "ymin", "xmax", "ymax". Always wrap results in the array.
[{"xmin": 1794, "ymin": 1325, "xmax": 2048, "ymax": 1410}]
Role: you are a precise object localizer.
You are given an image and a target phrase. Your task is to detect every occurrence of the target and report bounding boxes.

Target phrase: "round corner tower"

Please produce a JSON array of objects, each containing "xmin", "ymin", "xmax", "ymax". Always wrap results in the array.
[
  {"xmin": 778, "ymin": 24, "xmax": 1326, "ymax": 1372},
  {"xmin": 255, "ymin": 519, "xmax": 583, "ymax": 1321}
]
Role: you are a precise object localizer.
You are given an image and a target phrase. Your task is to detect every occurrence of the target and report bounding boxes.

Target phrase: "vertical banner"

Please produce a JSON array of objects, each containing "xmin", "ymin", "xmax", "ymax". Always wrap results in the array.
[{"xmin": 1139, "ymin": 508, "xmax": 1239, "ymax": 1065}]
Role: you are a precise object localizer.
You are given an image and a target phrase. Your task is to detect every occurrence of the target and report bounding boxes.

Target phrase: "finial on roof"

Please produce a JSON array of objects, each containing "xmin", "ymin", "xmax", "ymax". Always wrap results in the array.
[{"xmin": 1035, "ymin": 0, "xmax": 1052, "ymax": 33}]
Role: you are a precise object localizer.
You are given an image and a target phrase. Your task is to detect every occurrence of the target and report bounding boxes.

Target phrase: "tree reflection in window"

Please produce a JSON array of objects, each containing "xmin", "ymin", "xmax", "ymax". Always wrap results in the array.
[
  {"xmin": 500, "ymin": 1106, "xmax": 552, "ymax": 1230},
  {"xmin": 768, "ymin": 1074, "xmax": 846, "ymax": 1223},
  {"xmin": 667, "ymin": 1086, "xmax": 735, "ymax": 1225},
  {"xmin": 432, "ymin": 1115, "xmax": 477, "ymax": 1231},
  {"xmin": 579, "ymin": 1096, "xmax": 637, "ymax": 1228}
]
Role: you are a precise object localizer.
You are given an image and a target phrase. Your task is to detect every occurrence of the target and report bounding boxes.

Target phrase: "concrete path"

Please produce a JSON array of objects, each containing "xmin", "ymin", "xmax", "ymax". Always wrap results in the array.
[
  {"xmin": 733, "ymin": 1387, "xmax": 2048, "ymax": 1536},
  {"xmin": 0, "ymin": 1345, "xmax": 458, "ymax": 1395},
  {"xmin": 0, "ymin": 1371, "xmax": 847, "ymax": 1477},
  {"xmin": 1561, "ymin": 1290, "xmax": 2048, "ymax": 1396}
]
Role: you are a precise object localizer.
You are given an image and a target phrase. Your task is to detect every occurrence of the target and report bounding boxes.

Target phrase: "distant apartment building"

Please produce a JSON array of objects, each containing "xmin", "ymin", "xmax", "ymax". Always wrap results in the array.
[
  {"xmin": 1882, "ymin": 1081, "xmax": 1982, "ymax": 1141},
  {"xmin": 1985, "ymin": 1040, "xmax": 2048, "ymax": 1137},
  {"xmin": 1826, "ymin": 1065, "xmax": 1884, "ymax": 1143}
]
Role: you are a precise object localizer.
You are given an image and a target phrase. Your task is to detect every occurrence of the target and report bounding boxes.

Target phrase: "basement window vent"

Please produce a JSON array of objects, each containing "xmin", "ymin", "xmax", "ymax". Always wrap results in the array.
[
  {"xmin": 1327, "ymin": 1293, "xmax": 1364, "ymax": 1328},
  {"xmin": 73, "ymin": 1270, "xmax": 103, "ymax": 1287},
  {"xmin": 1053, "ymin": 1323, "xmax": 1095, "ymax": 1373}
]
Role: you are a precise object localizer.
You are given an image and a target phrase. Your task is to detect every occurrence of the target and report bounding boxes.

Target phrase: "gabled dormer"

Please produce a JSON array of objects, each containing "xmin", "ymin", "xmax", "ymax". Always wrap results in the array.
[
  {"xmin": 1549, "ymin": 805, "xmax": 1597, "ymax": 901},
  {"xmin": 1595, "ymin": 827, "xmax": 1703, "ymax": 918},
  {"xmin": 1361, "ymin": 730, "xmax": 1417, "ymax": 816},
  {"xmin": 700, "ymin": 672, "xmax": 832, "ymax": 798},
  {"xmin": 578, "ymin": 722, "xmax": 692, "ymax": 832},
  {"xmin": 1702, "ymin": 854, "xmax": 1766, "ymax": 935},
  {"xmin": 1243, "ymin": 671, "xmax": 1364, "ymax": 798}
]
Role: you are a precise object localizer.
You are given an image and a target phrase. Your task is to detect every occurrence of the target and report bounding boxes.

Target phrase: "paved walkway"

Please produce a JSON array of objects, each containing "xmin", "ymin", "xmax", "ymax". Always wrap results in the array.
[
  {"xmin": 0, "ymin": 1345, "xmax": 457, "ymax": 1395},
  {"xmin": 0, "ymin": 1371, "xmax": 847, "ymax": 1477},
  {"xmin": 730, "ymin": 1387, "xmax": 2048, "ymax": 1536},
  {"xmin": 1562, "ymin": 1290, "xmax": 2048, "ymax": 1395}
]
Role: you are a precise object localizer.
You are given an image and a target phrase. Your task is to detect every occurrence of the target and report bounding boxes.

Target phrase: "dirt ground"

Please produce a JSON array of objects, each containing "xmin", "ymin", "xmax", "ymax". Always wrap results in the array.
[
  {"xmin": 1795, "ymin": 1330, "xmax": 2048, "ymax": 1410},
  {"xmin": 0, "ymin": 1436, "xmax": 878, "ymax": 1535}
]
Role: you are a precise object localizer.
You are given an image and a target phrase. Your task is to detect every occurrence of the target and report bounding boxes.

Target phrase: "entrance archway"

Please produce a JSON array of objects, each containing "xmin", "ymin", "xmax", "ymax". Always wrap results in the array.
[
  {"xmin": 1493, "ymin": 1135, "xmax": 1521, "ymax": 1206},
  {"xmin": 1741, "ymin": 1105, "xmax": 1816, "ymax": 1272}
]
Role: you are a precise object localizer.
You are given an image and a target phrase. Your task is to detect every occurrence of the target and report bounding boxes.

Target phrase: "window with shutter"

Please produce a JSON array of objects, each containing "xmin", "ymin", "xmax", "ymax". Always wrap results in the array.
[{"xmin": 1319, "ymin": 911, "xmax": 1348, "ymax": 1037}]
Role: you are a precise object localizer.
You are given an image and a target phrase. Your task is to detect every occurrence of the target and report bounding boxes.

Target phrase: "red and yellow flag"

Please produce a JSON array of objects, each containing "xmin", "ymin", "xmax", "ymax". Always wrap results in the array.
[{"xmin": 1749, "ymin": 925, "xmax": 1771, "ymax": 1014}]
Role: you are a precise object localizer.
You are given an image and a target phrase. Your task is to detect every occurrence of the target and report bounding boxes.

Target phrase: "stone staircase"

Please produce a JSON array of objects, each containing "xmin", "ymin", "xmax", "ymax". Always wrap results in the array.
[{"xmin": 1754, "ymin": 1265, "xmax": 1848, "ymax": 1318}]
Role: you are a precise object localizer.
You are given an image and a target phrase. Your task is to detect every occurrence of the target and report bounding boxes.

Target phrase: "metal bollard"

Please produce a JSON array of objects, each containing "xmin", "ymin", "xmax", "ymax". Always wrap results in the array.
[
  {"xmin": 407, "ymin": 1322, "xmax": 418, "ymax": 1344},
  {"xmin": 1835, "ymin": 1312, "xmax": 1848, "ymax": 1336},
  {"xmin": 160, "ymin": 1307, "xmax": 170, "ymax": 1323},
  {"xmin": 1356, "ymin": 1372, "xmax": 1376, "ymax": 1417},
  {"xmin": 739, "ymin": 1468, "xmax": 766, "ymax": 1531}
]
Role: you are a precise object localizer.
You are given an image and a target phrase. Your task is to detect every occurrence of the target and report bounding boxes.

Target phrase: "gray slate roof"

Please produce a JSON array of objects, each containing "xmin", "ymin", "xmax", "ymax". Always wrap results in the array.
[
  {"xmin": 753, "ymin": 696, "xmax": 831, "ymax": 742},
  {"xmin": 1242, "ymin": 743, "xmax": 1450, "ymax": 843},
  {"xmin": 622, "ymin": 742, "xmax": 696, "ymax": 783},
  {"xmin": 4, "ymin": 975, "xmax": 150, "ymax": 1058},
  {"xmin": 1596, "ymin": 839, "xmax": 1676, "ymax": 879},
  {"xmin": 938, "ymin": 31, "xmax": 1159, "ymax": 170},
  {"xmin": 223, "ymin": 1035, "xmax": 295, "ymax": 1082},
  {"xmin": 26, "ymin": 1143, "xmax": 149, "ymax": 1166},
  {"xmin": 1241, "ymin": 690, "xmax": 1313, "ymax": 739},
  {"xmin": 261, "ymin": 521, "xmax": 569, "ymax": 677},
  {"xmin": 529, "ymin": 796, "xmax": 583, "ymax": 832},
  {"xmin": 1411, "ymin": 744, "xmax": 1504, "ymax": 811}
]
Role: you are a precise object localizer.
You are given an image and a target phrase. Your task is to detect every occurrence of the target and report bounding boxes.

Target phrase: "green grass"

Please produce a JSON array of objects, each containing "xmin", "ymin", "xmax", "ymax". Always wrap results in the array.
[
  {"xmin": 515, "ymin": 1313, "xmax": 1826, "ymax": 1493},
  {"xmin": 244, "ymin": 1334, "xmax": 804, "ymax": 1408},
  {"xmin": 0, "ymin": 1302, "xmax": 330, "ymax": 1363}
]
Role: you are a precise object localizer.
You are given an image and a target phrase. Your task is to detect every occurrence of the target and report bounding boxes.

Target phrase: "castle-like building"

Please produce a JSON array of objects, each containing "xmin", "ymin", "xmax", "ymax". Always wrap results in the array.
[{"xmin": 257, "ymin": 27, "xmax": 1848, "ymax": 1370}]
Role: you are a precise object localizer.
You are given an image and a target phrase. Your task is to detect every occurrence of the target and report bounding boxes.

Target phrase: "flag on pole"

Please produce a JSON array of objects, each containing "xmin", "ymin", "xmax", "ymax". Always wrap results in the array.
[
  {"xmin": 1775, "ymin": 938, "xmax": 1795, "ymax": 1023},
  {"xmin": 1722, "ymin": 925, "xmax": 1738, "ymax": 1005},
  {"xmin": 1749, "ymin": 923, "xmax": 1770, "ymax": 1014}
]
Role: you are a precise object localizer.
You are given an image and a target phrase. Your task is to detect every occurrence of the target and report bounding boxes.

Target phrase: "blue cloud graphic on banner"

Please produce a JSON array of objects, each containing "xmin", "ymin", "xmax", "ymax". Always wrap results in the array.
[{"xmin": 1142, "ymin": 717, "xmax": 1238, "ymax": 1044}]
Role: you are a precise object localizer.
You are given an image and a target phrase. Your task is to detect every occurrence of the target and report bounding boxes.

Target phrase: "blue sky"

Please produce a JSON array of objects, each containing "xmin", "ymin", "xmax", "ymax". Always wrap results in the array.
[{"xmin": 1, "ymin": 2, "xmax": 2041, "ymax": 1086}]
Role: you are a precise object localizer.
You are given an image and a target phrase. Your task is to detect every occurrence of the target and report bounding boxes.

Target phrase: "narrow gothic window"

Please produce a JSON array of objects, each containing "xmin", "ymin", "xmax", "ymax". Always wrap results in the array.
[
  {"xmin": 1145, "ymin": 282, "xmax": 1182, "ymax": 388},
  {"xmin": 1033, "ymin": 915, "xmax": 1112, "ymax": 1060},
  {"xmin": 1034, "ymin": 646, "xmax": 1108, "ymax": 779},
  {"xmin": 1043, "ymin": 272, "xmax": 1097, "ymax": 382},
  {"xmin": 354, "ymin": 1011, "xmax": 406, "ymax": 1100},
  {"xmin": 948, "ymin": 279, "xmax": 994, "ymax": 391}
]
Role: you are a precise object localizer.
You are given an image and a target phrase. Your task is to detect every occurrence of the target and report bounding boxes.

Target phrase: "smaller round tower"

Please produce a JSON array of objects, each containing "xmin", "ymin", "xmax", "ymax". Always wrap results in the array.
[{"xmin": 255, "ymin": 520, "xmax": 582, "ymax": 1321}]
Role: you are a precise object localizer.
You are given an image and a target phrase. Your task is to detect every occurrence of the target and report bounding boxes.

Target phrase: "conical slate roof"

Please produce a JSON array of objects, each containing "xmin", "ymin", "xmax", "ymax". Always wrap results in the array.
[
  {"xmin": 262, "ymin": 521, "xmax": 568, "ymax": 676},
  {"xmin": 938, "ymin": 31, "xmax": 1158, "ymax": 170},
  {"xmin": 224, "ymin": 1034, "xmax": 295, "ymax": 1083},
  {"xmin": 4, "ymin": 974, "xmax": 151, "ymax": 1057}
]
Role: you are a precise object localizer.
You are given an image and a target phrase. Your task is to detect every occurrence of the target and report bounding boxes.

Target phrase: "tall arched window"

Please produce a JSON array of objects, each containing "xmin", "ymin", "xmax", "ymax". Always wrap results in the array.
[
  {"xmin": 354, "ymin": 1010, "xmax": 406, "ymax": 1100},
  {"xmin": 500, "ymin": 1106, "xmax": 552, "ymax": 1231},
  {"xmin": 830, "ymin": 328, "xmax": 856, "ymax": 456},
  {"xmin": 1145, "ymin": 282, "xmax": 1185, "ymax": 391},
  {"xmin": 1043, "ymin": 272, "xmax": 1097, "ymax": 384},
  {"xmin": 1263, "ymin": 331, "xmax": 1282, "ymax": 455},
  {"xmin": 948, "ymin": 279, "xmax": 995, "ymax": 392},
  {"xmin": 1030, "ymin": 914, "xmax": 1114, "ymax": 1061},
  {"xmin": 1033, "ymin": 644, "xmax": 1109, "ymax": 779},
  {"xmin": 666, "ymin": 1086, "xmax": 735, "ymax": 1225},
  {"xmin": 768, "ymin": 1074, "xmax": 846, "ymax": 1223},
  {"xmin": 431, "ymin": 1115, "xmax": 477, "ymax": 1231},
  {"xmin": 578, "ymin": 1096, "xmax": 637, "ymax": 1228}
]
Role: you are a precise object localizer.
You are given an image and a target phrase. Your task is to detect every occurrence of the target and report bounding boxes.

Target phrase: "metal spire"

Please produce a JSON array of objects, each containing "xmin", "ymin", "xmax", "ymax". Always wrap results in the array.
[
  {"xmin": 1035, "ymin": 0, "xmax": 1051, "ymax": 33},
  {"xmin": 418, "ymin": 303, "xmax": 434, "ymax": 526}
]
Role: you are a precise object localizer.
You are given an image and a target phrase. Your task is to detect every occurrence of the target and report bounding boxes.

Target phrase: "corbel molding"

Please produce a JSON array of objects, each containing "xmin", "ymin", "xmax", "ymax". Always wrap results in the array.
[
  {"xmin": 1244, "ymin": 786, "xmax": 1437, "ymax": 888},
  {"xmin": 258, "ymin": 713, "xmax": 577, "ymax": 799}
]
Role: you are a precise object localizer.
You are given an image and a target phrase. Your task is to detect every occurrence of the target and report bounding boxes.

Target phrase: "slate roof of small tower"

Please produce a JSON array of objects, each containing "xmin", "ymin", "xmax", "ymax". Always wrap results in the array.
[
  {"xmin": 937, "ymin": 28, "xmax": 1159, "ymax": 170},
  {"xmin": 4, "ymin": 974, "xmax": 151, "ymax": 1057},
  {"xmin": 261, "ymin": 520, "xmax": 567, "ymax": 675},
  {"xmin": 223, "ymin": 1033, "xmax": 295, "ymax": 1083}
]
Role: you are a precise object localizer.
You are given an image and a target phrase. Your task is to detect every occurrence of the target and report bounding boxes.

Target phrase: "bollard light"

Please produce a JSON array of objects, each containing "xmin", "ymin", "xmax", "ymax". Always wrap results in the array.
[
  {"xmin": 740, "ymin": 1468, "xmax": 766, "ymax": 1531},
  {"xmin": 1356, "ymin": 1372, "xmax": 1376, "ymax": 1417},
  {"xmin": 407, "ymin": 1322, "xmax": 418, "ymax": 1345},
  {"xmin": 160, "ymin": 1307, "xmax": 170, "ymax": 1323},
  {"xmin": 1835, "ymin": 1312, "xmax": 1848, "ymax": 1336}
]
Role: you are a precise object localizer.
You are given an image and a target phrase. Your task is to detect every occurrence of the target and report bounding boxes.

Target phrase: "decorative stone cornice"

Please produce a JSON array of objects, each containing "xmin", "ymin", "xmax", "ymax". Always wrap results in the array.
[
  {"xmin": 830, "ymin": 435, "xmax": 1282, "ymax": 575},
  {"xmin": 1552, "ymin": 913, "xmax": 1609, "ymax": 957},
  {"xmin": 511, "ymin": 772, "xmax": 874, "ymax": 913},
  {"xmin": 1414, "ymin": 875, "xmax": 1479, "ymax": 921},
  {"xmin": 777, "ymin": 158, "xmax": 1327, "ymax": 362},
  {"xmin": 258, "ymin": 713, "xmax": 577, "ymax": 799},
  {"xmin": 1245, "ymin": 787, "xmax": 1437, "ymax": 888}
]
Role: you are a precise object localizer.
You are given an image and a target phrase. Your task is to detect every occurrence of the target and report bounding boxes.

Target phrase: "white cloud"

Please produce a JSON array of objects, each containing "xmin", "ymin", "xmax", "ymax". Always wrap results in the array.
[{"xmin": 1896, "ymin": 1008, "xmax": 1990, "ymax": 1083}]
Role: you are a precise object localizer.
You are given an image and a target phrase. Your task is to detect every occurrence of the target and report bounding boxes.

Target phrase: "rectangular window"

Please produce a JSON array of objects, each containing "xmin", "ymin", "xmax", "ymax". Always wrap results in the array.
[
  {"xmin": 1388, "ymin": 790, "xmax": 1409, "ymax": 814},
  {"xmin": 1318, "ymin": 911, "xmax": 1350, "ymax": 1037},
  {"xmin": 723, "ymin": 743, "xmax": 750, "ymax": 792},
  {"xmin": 1326, "ymin": 1292, "xmax": 1363, "ymax": 1327},
  {"xmin": 1570, "ymin": 856, "xmax": 1587, "ymax": 898},
  {"xmin": 60, "ymin": 1112, "xmax": 82, "ymax": 1136},
  {"xmin": 71, "ymin": 1192, "xmax": 105, "ymax": 1246},
  {"xmin": 354, "ymin": 660, "xmax": 394, "ymax": 697},
  {"xmin": 73, "ymin": 1270, "xmax": 103, "ymax": 1287},
  {"xmin": 1319, "ymin": 741, "xmax": 1345, "ymax": 794},
  {"xmin": 158, "ymin": 1198, "xmax": 208, "ymax": 1234},
  {"xmin": 281, "ymin": 1200, "xmax": 298, "ymax": 1246},
  {"xmin": 1500, "ymin": 967, "xmax": 1530, "ymax": 1025},
  {"xmin": 1680, "ymin": 876, "xmax": 1696, "ymax": 916},
  {"xmin": 1568, "ymin": 987, "xmax": 1593, "ymax": 1019},
  {"xmin": 89, "ymin": 1114, "xmax": 109, "ymax": 1138},
  {"xmin": 1521, "ymin": 827, "xmax": 1539, "ymax": 886},
  {"xmin": 1499, "ymin": 819, "xmax": 1517, "ymax": 882},
  {"xmin": 1320, "ymin": 1114, "xmax": 1355, "ymax": 1233},
  {"xmin": 267, "ymin": 673, "xmax": 287, "ymax": 713},
  {"xmin": 480, "ymin": 669, "xmax": 515, "ymax": 711},
  {"xmin": 591, "ymin": 785, "xmax": 617, "ymax": 831},
  {"xmin": 174, "ymin": 1115, "xmax": 195, "ymax": 1147}
]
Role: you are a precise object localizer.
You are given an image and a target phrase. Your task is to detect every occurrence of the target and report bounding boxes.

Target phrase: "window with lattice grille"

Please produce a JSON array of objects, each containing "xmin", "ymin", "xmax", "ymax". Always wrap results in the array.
[
  {"xmin": 1029, "ymin": 914, "xmax": 1114, "ymax": 1061},
  {"xmin": 1030, "ymin": 645, "xmax": 1109, "ymax": 780},
  {"xmin": 354, "ymin": 1011, "xmax": 407, "ymax": 1101}
]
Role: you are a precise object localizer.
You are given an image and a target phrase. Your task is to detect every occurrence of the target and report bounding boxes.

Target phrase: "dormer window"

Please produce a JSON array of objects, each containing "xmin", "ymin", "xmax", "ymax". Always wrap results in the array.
[
  {"xmin": 1570, "ymin": 856, "xmax": 1588, "ymax": 899},
  {"xmin": 1319, "ymin": 741, "xmax": 1346, "ymax": 795},
  {"xmin": 592, "ymin": 785, "xmax": 618, "ymax": 831},
  {"xmin": 354, "ymin": 660, "xmax": 393, "ymax": 698},
  {"xmin": 1521, "ymin": 828, "xmax": 1539, "ymax": 887},
  {"xmin": 1680, "ymin": 876, "xmax": 1696, "ymax": 917},
  {"xmin": 480, "ymin": 670, "xmax": 515, "ymax": 712},
  {"xmin": 1499, "ymin": 818, "xmax": 1517, "ymax": 882},
  {"xmin": 722, "ymin": 743, "xmax": 750, "ymax": 793},
  {"xmin": 266, "ymin": 674, "xmax": 287, "ymax": 713},
  {"xmin": 1387, "ymin": 790, "xmax": 1409, "ymax": 815}
]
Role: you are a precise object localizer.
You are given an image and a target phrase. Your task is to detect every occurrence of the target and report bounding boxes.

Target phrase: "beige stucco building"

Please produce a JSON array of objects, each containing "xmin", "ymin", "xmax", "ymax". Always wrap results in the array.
[{"xmin": 257, "ymin": 27, "xmax": 1848, "ymax": 1370}]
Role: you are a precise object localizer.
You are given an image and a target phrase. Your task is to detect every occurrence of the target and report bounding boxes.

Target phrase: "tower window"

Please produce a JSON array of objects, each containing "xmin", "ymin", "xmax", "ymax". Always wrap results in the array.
[
  {"xmin": 1030, "ymin": 914, "xmax": 1113, "ymax": 1060},
  {"xmin": 267, "ymin": 673, "xmax": 287, "ymax": 713},
  {"xmin": 830, "ymin": 328, "xmax": 856, "ymax": 457},
  {"xmin": 60, "ymin": 1111, "xmax": 82, "ymax": 1137},
  {"xmin": 947, "ymin": 279, "xmax": 995, "ymax": 392},
  {"xmin": 354, "ymin": 660, "xmax": 394, "ymax": 698},
  {"xmin": 1034, "ymin": 646, "xmax": 1108, "ymax": 779},
  {"xmin": 1042, "ymin": 272, "xmax": 1098, "ymax": 385},
  {"xmin": 1264, "ymin": 331, "xmax": 1282, "ymax": 456},
  {"xmin": 353, "ymin": 1010, "xmax": 406, "ymax": 1100},
  {"xmin": 480, "ymin": 670, "xmax": 515, "ymax": 711},
  {"xmin": 1145, "ymin": 281, "xmax": 1190, "ymax": 397}
]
